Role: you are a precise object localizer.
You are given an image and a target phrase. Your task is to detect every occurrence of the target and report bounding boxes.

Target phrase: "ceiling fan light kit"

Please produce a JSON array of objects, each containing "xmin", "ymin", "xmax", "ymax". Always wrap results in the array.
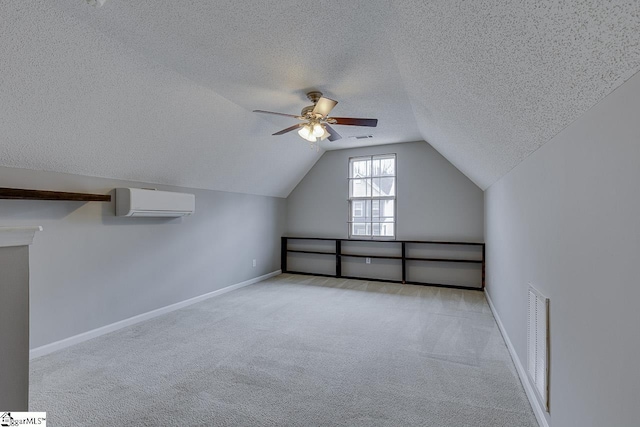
[
  {"xmin": 253, "ymin": 91, "xmax": 378, "ymax": 151},
  {"xmin": 297, "ymin": 122, "xmax": 330, "ymax": 151}
]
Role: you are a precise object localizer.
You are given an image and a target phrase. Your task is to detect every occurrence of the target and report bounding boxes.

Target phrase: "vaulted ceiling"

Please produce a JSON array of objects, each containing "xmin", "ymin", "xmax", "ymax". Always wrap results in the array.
[{"xmin": 1, "ymin": 1, "xmax": 639, "ymax": 197}]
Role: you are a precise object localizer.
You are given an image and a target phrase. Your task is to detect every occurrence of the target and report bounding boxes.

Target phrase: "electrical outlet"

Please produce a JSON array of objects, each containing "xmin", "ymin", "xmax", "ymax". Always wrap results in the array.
[
  {"xmin": 366, "ymin": 257, "xmax": 371, "ymax": 264},
  {"xmin": 252, "ymin": 259, "xmax": 256, "ymax": 268}
]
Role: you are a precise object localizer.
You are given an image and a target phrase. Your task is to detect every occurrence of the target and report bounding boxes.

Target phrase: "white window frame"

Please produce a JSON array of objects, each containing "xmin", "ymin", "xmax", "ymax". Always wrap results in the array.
[{"xmin": 348, "ymin": 154, "xmax": 396, "ymax": 239}]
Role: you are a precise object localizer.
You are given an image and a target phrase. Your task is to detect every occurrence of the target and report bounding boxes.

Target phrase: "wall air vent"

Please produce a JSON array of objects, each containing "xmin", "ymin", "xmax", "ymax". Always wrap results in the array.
[
  {"xmin": 528, "ymin": 284, "xmax": 550, "ymax": 412},
  {"xmin": 350, "ymin": 135, "xmax": 374, "ymax": 140}
]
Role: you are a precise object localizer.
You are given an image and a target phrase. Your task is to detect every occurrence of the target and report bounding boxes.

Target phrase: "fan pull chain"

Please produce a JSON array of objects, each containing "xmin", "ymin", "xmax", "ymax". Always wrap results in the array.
[{"xmin": 308, "ymin": 141, "xmax": 320, "ymax": 152}]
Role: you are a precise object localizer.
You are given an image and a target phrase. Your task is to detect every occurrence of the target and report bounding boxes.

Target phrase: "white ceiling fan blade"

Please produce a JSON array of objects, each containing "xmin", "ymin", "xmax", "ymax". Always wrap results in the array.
[{"xmin": 312, "ymin": 97, "xmax": 338, "ymax": 117}]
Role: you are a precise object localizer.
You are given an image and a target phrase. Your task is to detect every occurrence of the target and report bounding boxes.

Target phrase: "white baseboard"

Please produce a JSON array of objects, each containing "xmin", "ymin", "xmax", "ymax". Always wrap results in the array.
[
  {"xmin": 30, "ymin": 270, "xmax": 282, "ymax": 360},
  {"xmin": 485, "ymin": 291, "xmax": 550, "ymax": 427}
]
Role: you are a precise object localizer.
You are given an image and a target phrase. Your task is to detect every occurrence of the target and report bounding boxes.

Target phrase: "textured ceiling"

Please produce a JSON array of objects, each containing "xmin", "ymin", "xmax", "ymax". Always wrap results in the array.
[{"xmin": 1, "ymin": 1, "xmax": 639, "ymax": 196}]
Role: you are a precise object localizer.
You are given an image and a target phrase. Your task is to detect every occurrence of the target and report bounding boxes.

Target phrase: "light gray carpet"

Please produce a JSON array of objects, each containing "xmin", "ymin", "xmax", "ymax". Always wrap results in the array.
[{"xmin": 30, "ymin": 274, "xmax": 537, "ymax": 426}]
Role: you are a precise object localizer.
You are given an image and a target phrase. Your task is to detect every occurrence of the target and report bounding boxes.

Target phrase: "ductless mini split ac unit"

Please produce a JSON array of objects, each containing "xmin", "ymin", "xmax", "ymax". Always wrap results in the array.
[{"xmin": 115, "ymin": 188, "xmax": 195, "ymax": 217}]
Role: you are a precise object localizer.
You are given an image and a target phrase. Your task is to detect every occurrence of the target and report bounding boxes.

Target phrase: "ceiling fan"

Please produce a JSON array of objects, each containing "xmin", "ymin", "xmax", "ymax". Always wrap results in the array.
[{"xmin": 253, "ymin": 91, "xmax": 378, "ymax": 150}]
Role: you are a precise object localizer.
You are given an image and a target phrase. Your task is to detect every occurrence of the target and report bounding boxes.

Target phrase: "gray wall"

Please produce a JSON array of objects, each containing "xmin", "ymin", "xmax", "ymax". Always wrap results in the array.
[
  {"xmin": 0, "ymin": 167, "xmax": 286, "ymax": 349},
  {"xmin": 287, "ymin": 141, "xmax": 484, "ymax": 240},
  {"xmin": 485, "ymin": 71, "xmax": 640, "ymax": 426},
  {"xmin": 0, "ymin": 246, "xmax": 30, "ymax": 410}
]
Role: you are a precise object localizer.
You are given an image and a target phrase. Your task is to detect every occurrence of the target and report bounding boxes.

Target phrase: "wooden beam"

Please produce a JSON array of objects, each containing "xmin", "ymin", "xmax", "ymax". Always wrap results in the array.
[{"xmin": 0, "ymin": 187, "xmax": 111, "ymax": 202}]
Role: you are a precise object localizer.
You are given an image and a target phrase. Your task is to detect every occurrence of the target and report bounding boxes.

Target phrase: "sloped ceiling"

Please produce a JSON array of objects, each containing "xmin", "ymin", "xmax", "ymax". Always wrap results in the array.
[{"xmin": 1, "ymin": 1, "xmax": 639, "ymax": 196}]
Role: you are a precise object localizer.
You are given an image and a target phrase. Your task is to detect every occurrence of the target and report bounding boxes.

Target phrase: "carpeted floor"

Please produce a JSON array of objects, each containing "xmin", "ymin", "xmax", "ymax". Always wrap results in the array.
[{"xmin": 30, "ymin": 274, "xmax": 537, "ymax": 426}]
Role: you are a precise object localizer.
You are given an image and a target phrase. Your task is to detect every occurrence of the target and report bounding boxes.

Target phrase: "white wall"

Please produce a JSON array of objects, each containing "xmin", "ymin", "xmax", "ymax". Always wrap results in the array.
[
  {"xmin": 287, "ymin": 141, "xmax": 484, "ymax": 241},
  {"xmin": 485, "ymin": 71, "xmax": 640, "ymax": 427},
  {"xmin": 0, "ymin": 167, "xmax": 286, "ymax": 349}
]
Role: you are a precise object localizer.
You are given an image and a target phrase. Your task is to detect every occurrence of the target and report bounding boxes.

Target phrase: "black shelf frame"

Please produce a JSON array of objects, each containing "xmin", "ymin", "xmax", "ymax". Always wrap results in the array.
[{"xmin": 281, "ymin": 236, "xmax": 485, "ymax": 291}]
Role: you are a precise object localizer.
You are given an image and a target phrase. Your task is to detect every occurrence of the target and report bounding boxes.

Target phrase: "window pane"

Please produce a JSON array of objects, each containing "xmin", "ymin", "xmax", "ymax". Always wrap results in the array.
[
  {"xmin": 349, "ymin": 158, "xmax": 371, "ymax": 178},
  {"xmin": 374, "ymin": 156, "xmax": 395, "ymax": 176},
  {"xmin": 350, "ymin": 200, "xmax": 371, "ymax": 222},
  {"xmin": 371, "ymin": 177, "xmax": 395, "ymax": 197},
  {"xmin": 354, "ymin": 201, "xmax": 363, "ymax": 218},
  {"xmin": 372, "ymin": 199, "xmax": 380, "ymax": 221},
  {"xmin": 378, "ymin": 222, "xmax": 395, "ymax": 237},
  {"xmin": 379, "ymin": 200, "xmax": 394, "ymax": 218},
  {"xmin": 351, "ymin": 223, "xmax": 371, "ymax": 237},
  {"xmin": 350, "ymin": 178, "xmax": 370, "ymax": 198},
  {"xmin": 371, "ymin": 158, "xmax": 381, "ymax": 177}
]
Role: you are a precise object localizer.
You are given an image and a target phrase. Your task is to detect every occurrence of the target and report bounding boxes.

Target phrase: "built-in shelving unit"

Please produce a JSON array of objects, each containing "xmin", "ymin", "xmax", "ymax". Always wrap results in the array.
[
  {"xmin": 0, "ymin": 187, "xmax": 111, "ymax": 202},
  {"xmin": 282, "ymin": 236, "xmax": 485, "ymax": 291}
]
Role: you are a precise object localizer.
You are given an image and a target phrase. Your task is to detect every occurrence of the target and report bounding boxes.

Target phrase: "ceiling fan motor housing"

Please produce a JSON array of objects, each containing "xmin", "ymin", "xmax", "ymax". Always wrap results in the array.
[
  {"xmin": 306, "ymin": 91, "xmax": 323, "ymax": 104},
  {"xmin": 301, "ymin": 91, "xmax": 324, "ymax": 118}
]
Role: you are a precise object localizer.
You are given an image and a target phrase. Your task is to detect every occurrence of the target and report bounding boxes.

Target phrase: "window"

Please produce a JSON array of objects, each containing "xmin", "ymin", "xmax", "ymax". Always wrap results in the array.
[{"xmin": 348, "ymin": 154, "xmax": 396, "ymax": 238}]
